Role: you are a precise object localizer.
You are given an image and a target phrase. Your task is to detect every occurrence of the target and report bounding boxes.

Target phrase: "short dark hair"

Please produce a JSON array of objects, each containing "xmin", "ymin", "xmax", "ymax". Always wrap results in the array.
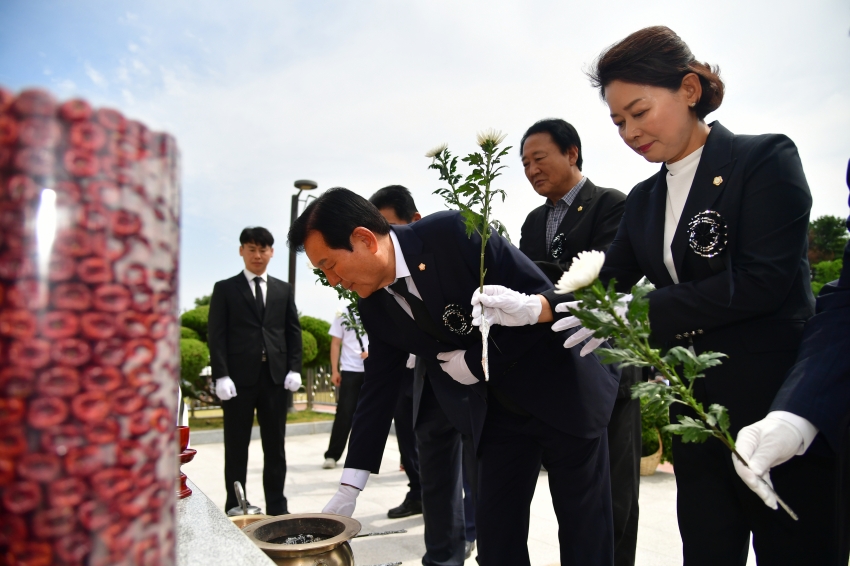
[
  {"xmin": 587, "ymin": 26, "xmax": 724, "ymax": 120},
  {"xmin": 369, "ymin": 185, "xmax": 419, "ymax": 223},
  {"xmin": 519, "ymin": 119, "xmax": 583, "ymax": 171},
  {"xmin": 240, "ymin": 226, "xmax": 274, "ymax": 247},
  {"xmin": 287, "ymin": 187, "xmax": 390, "ymax": 252}
]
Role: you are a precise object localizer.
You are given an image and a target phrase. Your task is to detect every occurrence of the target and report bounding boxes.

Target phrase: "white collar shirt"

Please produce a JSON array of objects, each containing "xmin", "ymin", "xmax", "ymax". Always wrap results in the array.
[
  {"xmin": 383, "ymin": 229, "xmax": 421, "ymax": 319},
  {"xmin": 243, "ymin": 269, "xmax": 268, "ymax": 306}
]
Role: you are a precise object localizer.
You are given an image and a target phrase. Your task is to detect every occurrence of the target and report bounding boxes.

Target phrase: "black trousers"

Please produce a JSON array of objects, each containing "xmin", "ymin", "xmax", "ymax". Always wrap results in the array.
[
  {"xmin": 674, "ymin": 434, "xmax": 847, "ymax": 565},
  {"xmin": 394, "ymin": 369, "xmax": 421, "ymax": 500},
  {"xmin": 476, "ymin": 398, "xmax": 613, "ymax": 566},
  {"xmin": 222, "ymin": 362, "xmax": 289, "ymax": 515},
  {"xmin": 415, "ymin": 379, "xmax": 478, "ymax": 566},
  {"xmin": 324, "ymin": 370, "xmax": 365, "ymax": 461},
  {"xmin": 608, "ymin": 395, "xmax": 641, "ymax": 566}
]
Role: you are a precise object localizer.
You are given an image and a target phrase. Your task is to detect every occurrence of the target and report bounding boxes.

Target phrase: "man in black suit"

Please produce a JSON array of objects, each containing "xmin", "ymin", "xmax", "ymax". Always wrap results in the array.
[
  {"xmin": 288, "ymin": 188, "xmax": 620, "ymax": 566},
  {"xmin": 370, "ymin": 184, "xmax": 478, "ymax": 564},
  {"xmin": 733, "ymin": 163, "xmax": 850, "ymax": 563},
  {"xmin": 517, "ymin": 119, "xmax": 639, "ymax": 566},
  {"xmin": 208, "ymin": 227, "xmax": 303, "ymax": 516}
]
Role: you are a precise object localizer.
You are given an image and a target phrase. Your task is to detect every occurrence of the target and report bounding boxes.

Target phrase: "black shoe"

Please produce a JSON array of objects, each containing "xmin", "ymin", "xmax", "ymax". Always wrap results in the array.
[
  {"xmin": 386, "ymin": 498, "xmax": 422, "ymax": 519},
  {"xmin": 465, "ymin": 540, "xmax": 476, "ymax": 560}
]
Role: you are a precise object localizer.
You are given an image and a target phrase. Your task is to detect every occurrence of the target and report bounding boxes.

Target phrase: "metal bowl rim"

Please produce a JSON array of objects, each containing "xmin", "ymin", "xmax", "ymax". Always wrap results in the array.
[{"xmin": 242, "ymin": 513, "xmax": 361, "ymax": 557}]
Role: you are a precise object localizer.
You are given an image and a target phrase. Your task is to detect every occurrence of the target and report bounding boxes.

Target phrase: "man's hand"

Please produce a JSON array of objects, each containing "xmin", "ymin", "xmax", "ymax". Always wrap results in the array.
[
  {"xmin": 551, "ymin": 295, "xmax": 631, "ymax": 356},
  {"xmin": 360, "ymin": 351, "xmax": 369, "ymax": 360},
  {"xmin": 331, "ymin": 371, "xmax": 342, "ymax": 387},
  {"xmin": 732, "ymin": 415, "xmax": 804, "ymax": 509},
  {"xmin": 436, "ymin": 350, "xmax": 478, "ymax": 385},
  {"xmin": 284, "ymin": 371, "xmax": 302, "ymax": 392},
  {"xmin": 471, "ymin": 285, "xmax": 542, "ymax": 327},
  {"xmin": 215, "ymin": 377, "xmax": 237, "ymax": 401},
  {"xmin": 322, "ymin": 485, "xmax": 360, "ymax": 517}
]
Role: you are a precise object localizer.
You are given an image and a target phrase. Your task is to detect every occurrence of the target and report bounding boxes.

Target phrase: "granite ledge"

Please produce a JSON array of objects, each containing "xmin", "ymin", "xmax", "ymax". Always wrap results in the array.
[{"xmin": 176, "ymin": 478, "xmax": 274, "ymax": 566}]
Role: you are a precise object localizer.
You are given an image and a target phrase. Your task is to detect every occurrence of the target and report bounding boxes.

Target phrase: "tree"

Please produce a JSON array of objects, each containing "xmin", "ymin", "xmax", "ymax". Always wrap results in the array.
[
  {"xmin": 302, "ymin": 330, "xmax": 318, "ymax": 365},
  {"xmin": 181, "ymin": 306, "xmax": 210, "ymax": 342},
  {"xmin": 809, "ymin": 215, "xmax": 848, "ymax": 264},
  {"xmin": 194, "ymin": 294, "xmax": 211, "ymax": 307},
  {"xmin": 180, "ymin": 338, "xmax": 213, "ymax": 403},
  {"xmin": 299, "ymin": 315, "xmax": 331, "ymax": 368}
]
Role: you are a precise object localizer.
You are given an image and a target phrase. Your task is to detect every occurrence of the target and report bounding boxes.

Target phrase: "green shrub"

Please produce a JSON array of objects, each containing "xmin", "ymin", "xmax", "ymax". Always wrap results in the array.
[
  {"xmin": 299, "ymin": 315, "xmax": 331, "ymax": 368},
  {"xmin": 812, "ymin": 259, "xmax": 843, "ymax": 296},
  {"xmin": 181, "ymin": 326, "xmax": 200, "ymax": 340},
  {"xmin": 181, "ymin": 306, "xmax": 209, "ymax": 342},
  {"xmin": 302, "ymin": 330, "xmax": 318, "ymax": 365},
  {"xmin": 640, "ymin": 396, "xmax": 674, "ymax": 465},
  {"xmin": 180, "ymin": 338, "xmax": 210, "ymax": 401}
]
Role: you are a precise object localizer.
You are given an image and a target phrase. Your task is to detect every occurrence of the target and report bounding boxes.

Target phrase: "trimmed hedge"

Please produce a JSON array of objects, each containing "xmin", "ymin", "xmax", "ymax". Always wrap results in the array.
[
  {"xmin": 302, "ymin": 330, "xmax": 318, "ymax": 365},
  {"xmin": 180, "ymin": 338, "xmax": 210, "ymax": 400},
  {"xmin": 181, "ymin": 326, "xmax": 201, "ymax": 340},
  {"xmin": 299, "ymin": 315, "xmax": 331, "ymax": 368},
  {"xmin": 181, "ymin": 306, "xmax": 209, "ymax": 342}
]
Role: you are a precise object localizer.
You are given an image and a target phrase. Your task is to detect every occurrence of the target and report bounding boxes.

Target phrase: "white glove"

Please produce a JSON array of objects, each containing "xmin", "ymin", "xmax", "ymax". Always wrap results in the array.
[
  {"xmin": 470, "ymin": 285, "xmax": 542, "ymax": 327},
  {"xmin": 284, "ymin": 371, "xmax": 302, "ymax": 392},
  {"xmin": 215, "ymin": 377, "xmax": 237, "ymax": 401},
  {"xmin": 405, "ymin": 354, "xmax": 416, "ymax": 369},
  {"xmin": 551, "ymin": 295, "xmax": 631, "ymax": 356},
  {"xmin": 436, "ymin": 350, "xmax": 478, "ymax": 385},
  {"xmin": 732, "ymin": 415, "xmax": 804, "ymax": 509},
  {"xmin": 322, "ymin": 485, "xmax": 360, "ymax": 517}
]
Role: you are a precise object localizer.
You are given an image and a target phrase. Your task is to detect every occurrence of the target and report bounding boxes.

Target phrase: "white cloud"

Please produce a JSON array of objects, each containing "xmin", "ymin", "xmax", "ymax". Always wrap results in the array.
[
  {"xmin": 84, "ymin": 62, "xmax": 108, "ymax": 87},
  {"xmin": 128, "ymin": 42, "xmax": 140, "ymax": 53}
]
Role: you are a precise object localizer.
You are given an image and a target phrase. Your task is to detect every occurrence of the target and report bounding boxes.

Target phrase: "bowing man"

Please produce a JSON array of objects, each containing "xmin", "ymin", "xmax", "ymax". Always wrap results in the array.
[{"xmin": 287, "ymin": 188, "xmax": 620, "ymax": 566}]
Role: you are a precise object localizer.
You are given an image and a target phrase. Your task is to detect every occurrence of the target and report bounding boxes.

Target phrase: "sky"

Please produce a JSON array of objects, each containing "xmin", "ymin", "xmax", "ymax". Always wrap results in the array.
[{"xmin": 1, "ymin": 1, "xmax": 848, "ymax": 323}]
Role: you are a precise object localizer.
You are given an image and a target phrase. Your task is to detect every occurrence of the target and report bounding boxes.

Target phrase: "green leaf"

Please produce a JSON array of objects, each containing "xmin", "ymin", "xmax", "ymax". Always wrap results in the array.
[
  {"xmin": 707, "ymin": 404, "xmax": 731, "ymax": 435},
  {"xmin": 665, "ymin": 416, "xmax": 714, "ymax": 443}
]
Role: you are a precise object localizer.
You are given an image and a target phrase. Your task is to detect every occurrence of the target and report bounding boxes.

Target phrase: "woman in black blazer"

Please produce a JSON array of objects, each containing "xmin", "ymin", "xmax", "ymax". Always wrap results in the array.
[
  {"xmin": 474, "ymin": 25, "xmax": 845, "ymax": 566},
  {"xmin": 584, "ymin": 26, "xmax": 841, "ymax": 566}
]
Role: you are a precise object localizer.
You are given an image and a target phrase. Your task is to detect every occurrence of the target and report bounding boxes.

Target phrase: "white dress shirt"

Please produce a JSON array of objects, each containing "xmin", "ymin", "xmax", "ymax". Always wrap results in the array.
[
  {"xmin": 663, "ymin": 146, "xmax": 703, "ymax": 284},
  {"xmin": 243, "ymin": 269, "xmax": 267, "ymax": 305}
]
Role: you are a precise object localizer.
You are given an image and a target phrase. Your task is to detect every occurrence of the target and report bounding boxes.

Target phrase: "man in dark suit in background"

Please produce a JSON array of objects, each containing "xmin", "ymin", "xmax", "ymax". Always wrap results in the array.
[
  {"xmin": 289, "ymin": 188, "xmax": 620, "ymax": 566},
  {"xmin": 518, "ymin": 119, "xmax": 639, "ymax": 566},
  {"xmin": 208, "ymin": 227, "xmax": 303, "ymax": 515},
  {"xmin": 733, "ymin": 162, "xmax": 850, "ymax": 563}
]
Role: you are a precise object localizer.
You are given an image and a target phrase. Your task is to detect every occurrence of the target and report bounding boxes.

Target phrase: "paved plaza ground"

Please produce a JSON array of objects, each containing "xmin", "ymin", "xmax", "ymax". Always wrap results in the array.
[{"xmin": 186, "ymin": 424, "xmax": 759, "ymax": 565}]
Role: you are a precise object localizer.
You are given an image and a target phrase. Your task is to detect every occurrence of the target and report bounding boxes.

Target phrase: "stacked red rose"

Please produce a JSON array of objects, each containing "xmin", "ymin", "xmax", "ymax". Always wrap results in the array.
[{"xmin": 0, "ymin": 86, "xmax": 180, "ymax": 566}]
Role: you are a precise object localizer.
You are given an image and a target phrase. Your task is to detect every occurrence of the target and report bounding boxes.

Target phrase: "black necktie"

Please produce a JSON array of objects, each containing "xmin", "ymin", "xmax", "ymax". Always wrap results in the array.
[
  {"xmin": 254, "ymin": 276, "xmax": 265, "ymax": 321},
  {"xmin": 388, "ymin": 278, "xmax": 446, "ymax": 343}
]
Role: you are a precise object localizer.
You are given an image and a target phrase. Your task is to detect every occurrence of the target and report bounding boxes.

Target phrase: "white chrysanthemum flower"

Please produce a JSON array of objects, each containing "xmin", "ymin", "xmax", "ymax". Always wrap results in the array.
[
  {"xmin": 425, "ymin": 143, "xmax": 448, "ymax": 158},
  {"xmin": 335, "ymin": 310, "xmax": 343, "ymax": 318},
  {"xmin": 306, "ymin": 260, "xmax": 316, "ymax": 270},
  {"xmin": 555, "ymin": 250, "xmax": 606, "ymax": 294},
  {"xmin": 476, "ymin": 129, "xmax": 507, "ymax": 147}
]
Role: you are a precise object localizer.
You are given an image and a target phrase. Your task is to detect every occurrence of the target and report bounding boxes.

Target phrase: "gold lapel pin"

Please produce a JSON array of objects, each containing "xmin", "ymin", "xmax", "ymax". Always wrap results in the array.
[
  {"xmin": 418, "ymin": 263, "xmax": 426, "ymax": 271},
  {"xmin": 713, "ymin": 176, "xmax": 723, "ymax": 186},
  {"xmin": 577, "ymin": 205, "xmax": 583, "ymax": 212}
]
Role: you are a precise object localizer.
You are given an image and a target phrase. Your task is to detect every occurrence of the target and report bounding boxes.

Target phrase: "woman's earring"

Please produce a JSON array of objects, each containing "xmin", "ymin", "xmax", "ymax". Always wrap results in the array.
[{"xmin": 689, "ymin": 102, "xmax": 696, "ymax": 107}]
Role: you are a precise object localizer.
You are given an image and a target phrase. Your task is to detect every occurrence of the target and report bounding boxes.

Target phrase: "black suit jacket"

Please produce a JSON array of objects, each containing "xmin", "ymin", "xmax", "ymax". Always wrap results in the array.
[
  {"xmin": 208, "ymin": 273, "xmax": 302, "ymax": 386},
  {"xmin": 544, "ymin": 122, "xmax": 815, "ymax": 431},
  {"xmin": 345, "ymin": 211, "xmax": 620, "ymax": 473},
  {"xmin": 519, "ymin": 178, "xmax": 626, "ymax": 284},
  {"xmin": 771, "ymin": 176, "xmax": 850, "ymax": 453},
  {"xmin": 519, "ymin": 178, "xmax": 637, "ymax": 396}
]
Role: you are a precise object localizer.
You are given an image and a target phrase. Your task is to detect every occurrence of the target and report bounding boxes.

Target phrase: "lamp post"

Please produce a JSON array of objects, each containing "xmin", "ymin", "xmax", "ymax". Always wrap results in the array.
[{"xmin": 289, "ymin": 179, "xmax": 318, "ymax": 298}]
